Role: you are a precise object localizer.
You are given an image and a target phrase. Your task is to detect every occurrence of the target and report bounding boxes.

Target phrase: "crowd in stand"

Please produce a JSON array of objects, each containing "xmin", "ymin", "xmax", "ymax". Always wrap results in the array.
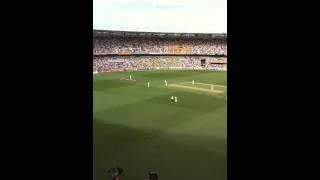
[
  {"xmin": 93, "ymin": 37, "xmax": 227, "ymax": 55},
  {"xmin": 93, "ymin": 36, "xmax": 227, "ymax": 72},
  {"xmin": 93, "ymin": 56, "xmax": 227, "ymax": 72},
  {"xmin": 206, "ymin": 63, "xmax": 227, "ymax": 71}
]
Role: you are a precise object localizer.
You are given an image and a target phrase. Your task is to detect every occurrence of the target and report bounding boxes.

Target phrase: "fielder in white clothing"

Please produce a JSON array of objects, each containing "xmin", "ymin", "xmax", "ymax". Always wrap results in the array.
[
  {"xmin": 174, "ymin": 96, "xmax": 178, "ymax": 103},
  {"xmin": 165, "ymin": 80, "xmax": 167, "ymax": 87},
  {"xmin": 147, "ymin": 81, "xmax": 150, "ymax": 88},
  {"xmin": 171, "ymin": 96, "xmax": 174, "ymax": 103}
]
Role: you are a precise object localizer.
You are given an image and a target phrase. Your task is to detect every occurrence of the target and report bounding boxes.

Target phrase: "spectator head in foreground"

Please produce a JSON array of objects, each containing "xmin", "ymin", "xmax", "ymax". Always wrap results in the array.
[{"xmin": 146, "ymin": 170, "xmax": 158, "ymax": 180}]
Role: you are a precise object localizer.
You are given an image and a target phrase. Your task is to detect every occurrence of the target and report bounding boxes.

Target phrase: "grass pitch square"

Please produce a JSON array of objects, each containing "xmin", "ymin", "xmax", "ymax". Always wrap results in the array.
[{"xmin": 93, "ymin": 71, "xmax": 227, "ymax": 180}]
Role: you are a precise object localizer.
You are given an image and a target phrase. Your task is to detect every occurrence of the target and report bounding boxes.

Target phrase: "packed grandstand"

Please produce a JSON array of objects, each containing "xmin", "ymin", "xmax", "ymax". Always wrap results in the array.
[{"xmin": 93, "ymin": 30, "xmax": 227, "ymax": 73}]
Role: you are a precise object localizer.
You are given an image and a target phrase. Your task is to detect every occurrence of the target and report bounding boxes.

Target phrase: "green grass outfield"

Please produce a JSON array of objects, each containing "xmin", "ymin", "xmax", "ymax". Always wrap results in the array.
[{"xmin": 93, "ymin": 71, "xmax": 227, "ymax": 180}]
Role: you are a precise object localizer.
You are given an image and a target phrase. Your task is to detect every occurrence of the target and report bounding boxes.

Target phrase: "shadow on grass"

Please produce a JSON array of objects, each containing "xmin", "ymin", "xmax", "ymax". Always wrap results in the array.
[{"xmin": 94, "ymin": 119, "xmax": 226, "ymax": 180}]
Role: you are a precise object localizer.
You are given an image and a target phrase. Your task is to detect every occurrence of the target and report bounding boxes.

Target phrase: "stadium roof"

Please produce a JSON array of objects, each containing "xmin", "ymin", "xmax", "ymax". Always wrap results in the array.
[{"xmin": 93, "ymin": 29, "xmax": 227, "ymax": 40}]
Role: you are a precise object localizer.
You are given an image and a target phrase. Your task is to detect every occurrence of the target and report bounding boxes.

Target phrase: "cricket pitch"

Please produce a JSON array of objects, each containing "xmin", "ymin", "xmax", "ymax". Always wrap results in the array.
[{"xmin": 168, "ymin": 83, "xmax": 224, "ymax": 93}]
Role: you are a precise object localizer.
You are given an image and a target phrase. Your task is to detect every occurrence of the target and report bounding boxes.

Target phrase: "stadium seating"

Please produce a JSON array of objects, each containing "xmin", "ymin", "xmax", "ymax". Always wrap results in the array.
[
  {"xmin": 93, "ymin": 37, "xmax": 227, "ymax": 55},
  {"xmin": 93, "ymin": 36, "xmax": 227, "ymax": 72},
  {"xmin": 93, "ymin": 56, "xmax": 227, "ymax": 72}
]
